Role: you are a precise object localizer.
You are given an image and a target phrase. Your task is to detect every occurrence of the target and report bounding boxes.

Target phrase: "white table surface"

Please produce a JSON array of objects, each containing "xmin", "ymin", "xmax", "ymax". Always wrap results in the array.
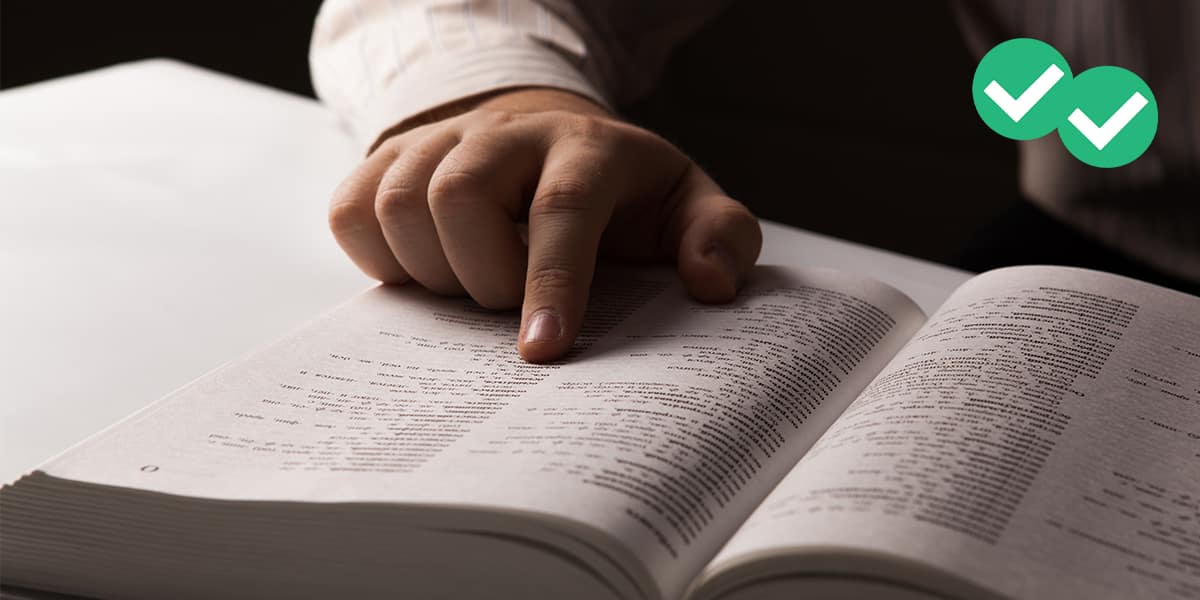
[{"xmin": 0, "ymin": 60, "xmax": 971, "ymax": 484}]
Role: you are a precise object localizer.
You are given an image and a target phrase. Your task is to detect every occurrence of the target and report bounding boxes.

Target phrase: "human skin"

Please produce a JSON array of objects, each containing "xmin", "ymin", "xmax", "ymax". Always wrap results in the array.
[{"xmin": 327, "ymin": 87, "xmax": 762, "ymax": 363}]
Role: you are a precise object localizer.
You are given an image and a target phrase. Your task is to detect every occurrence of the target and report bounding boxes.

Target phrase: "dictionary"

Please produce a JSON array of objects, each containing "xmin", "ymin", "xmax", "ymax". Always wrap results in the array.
[{"xmin": 2, "ymin": 265, "xmax": 1197, "ymax": 600}]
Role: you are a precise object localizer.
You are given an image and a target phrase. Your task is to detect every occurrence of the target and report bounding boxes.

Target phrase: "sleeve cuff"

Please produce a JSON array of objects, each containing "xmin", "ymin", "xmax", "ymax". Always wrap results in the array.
[{"xmin": 359, "ymin": 36, "xmax": 611, "ymax": 154}]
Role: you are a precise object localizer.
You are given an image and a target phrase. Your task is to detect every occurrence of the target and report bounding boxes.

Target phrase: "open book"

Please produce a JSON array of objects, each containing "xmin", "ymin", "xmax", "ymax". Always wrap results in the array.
[{"xmin": 2, "ymin": 265, "xmax": 1198, "ymax": 600}]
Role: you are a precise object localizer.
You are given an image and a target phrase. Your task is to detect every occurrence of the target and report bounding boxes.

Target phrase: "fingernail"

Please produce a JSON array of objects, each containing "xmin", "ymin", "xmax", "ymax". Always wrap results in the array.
[{"xmin": 522, "ymin": 309, "xmax": 562, "ymax": 344}]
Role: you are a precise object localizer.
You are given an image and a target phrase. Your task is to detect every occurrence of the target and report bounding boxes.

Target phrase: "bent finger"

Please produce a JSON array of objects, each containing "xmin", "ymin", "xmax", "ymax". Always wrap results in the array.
[
  {"xmin": 328, "ymin": 141, "xmax": 411, "ymax": 283},
  {"xmin": 374, "ymin": 131, "xmax": 466, "ymax": 295},
  {"xmin": 427, "ymin": 131, "xmax": 542, "ymax": 309}
]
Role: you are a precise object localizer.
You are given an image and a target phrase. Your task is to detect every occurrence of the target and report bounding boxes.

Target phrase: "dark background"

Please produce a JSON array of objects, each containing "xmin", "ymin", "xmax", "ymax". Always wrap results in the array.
[
  {"xmin": 0, "ymin": 1, "xmax": 1016, "ymax": 266},
  {"xmin": 0, "ymin": 1, "xmax": 325, "ymax": 95}
]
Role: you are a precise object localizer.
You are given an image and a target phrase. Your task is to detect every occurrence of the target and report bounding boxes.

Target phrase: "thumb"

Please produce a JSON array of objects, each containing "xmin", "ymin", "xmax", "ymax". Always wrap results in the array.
[{"xmin": 671, "ymin": 167, "xmax": 762, "ymax": 303}]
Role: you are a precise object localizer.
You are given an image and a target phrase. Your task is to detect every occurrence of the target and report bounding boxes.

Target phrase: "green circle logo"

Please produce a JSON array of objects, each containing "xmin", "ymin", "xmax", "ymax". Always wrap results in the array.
[
  {"xmin": 972, "ymin": 38, "xmax": 1158, "ymax": 168},
  {"xmin": 1057, "ymin": 66, "xmax": 1158, "ymax": 168},
  {"xmin": 973, "ymin": 38, "xmax": 1074, "ymax": 140}
]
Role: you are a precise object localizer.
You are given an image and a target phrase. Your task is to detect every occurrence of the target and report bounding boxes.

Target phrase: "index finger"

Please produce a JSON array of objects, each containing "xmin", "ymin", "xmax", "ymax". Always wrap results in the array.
[{"xmin": 518, "ymin": 139, "xmax": 617, "ymax": 363}]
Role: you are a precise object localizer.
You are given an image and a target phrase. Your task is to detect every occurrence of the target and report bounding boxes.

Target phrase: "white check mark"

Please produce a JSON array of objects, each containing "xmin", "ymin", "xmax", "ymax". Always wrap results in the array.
[
  {"xmin": 984, "ymin": 64, "xmax": 1065, "ymax": 122},
  {"xmin": 1066, "ymin": 92, "xmax": 1149, "ymax": 150}
]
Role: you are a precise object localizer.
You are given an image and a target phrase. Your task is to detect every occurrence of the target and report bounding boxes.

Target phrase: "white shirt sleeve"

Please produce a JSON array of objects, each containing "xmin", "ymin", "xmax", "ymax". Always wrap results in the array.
[{"xmin": 310, "ymin": 0, "xmax": 610, "ymax": 153}]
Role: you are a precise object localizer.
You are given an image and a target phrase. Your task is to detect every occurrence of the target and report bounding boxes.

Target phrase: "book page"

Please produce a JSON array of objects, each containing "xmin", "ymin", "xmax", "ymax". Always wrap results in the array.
[
  {"xmin": 697, "ymin": 266, "xmax": 1200, "ymax": 600},
  {"xmin": 33, "ymin": 265, "xmax": 924, "ymax": 600}
]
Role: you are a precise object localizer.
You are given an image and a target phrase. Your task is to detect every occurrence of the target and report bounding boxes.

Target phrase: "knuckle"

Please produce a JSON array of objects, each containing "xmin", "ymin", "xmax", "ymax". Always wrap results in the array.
[
  {"xmin": 471, "ymin": 109, "xmax": 518, "ymax": 129},
  {"xmin": 426, "ymin": 170, "xmax": 486, "ymax": 215},
  {"xmin": 556, "ymin": 113, "xmax": 620, "ymax": 145},
  {"xmin": 555, "ymin": 116, "xmax": 670, "ymax": 164},
  {"xmin": 374, "ymin": 180, "xmax": 426, "ymax": 225},
  {"xmin": 565, "ymin": 113, "xmax": 607, "ymax": 137},
  {"xmin": 531, "ymin": 177, "xmax": 595, "ymax": 214},
  {"xmin": 526, "ymin": 263, "xmax": 582, "ymax": 297},
  {"xmin": 375, "ymin": 134, "xmax": 406, "ymax": 155},
  {"xmin": 328, "ymin": 198, "xmax": 371, "ymax": 236}
]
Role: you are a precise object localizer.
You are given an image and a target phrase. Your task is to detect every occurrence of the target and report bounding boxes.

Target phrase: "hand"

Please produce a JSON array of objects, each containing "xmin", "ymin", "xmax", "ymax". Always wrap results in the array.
[{"xmin": 328, "ymin": 88, "xmax": 762, "ymax": 363}]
